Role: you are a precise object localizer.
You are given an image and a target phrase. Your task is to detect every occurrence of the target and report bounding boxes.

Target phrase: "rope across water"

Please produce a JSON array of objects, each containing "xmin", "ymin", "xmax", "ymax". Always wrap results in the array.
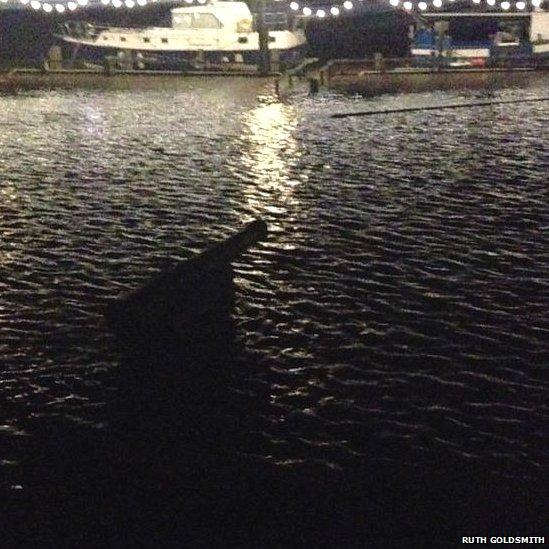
[{"xmin": 331, "ymin": 96, "xmax": 549, "ymax": 118}]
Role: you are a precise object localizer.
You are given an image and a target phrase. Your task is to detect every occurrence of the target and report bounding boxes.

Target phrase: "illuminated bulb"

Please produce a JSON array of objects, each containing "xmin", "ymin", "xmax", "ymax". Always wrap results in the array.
[
  {"xmin": 112, "ymin": 0, "xmax": 121, "ymax": 6},
  {"xmin": 125, "ymin": 0, "xmax": 134, "ymax": 6},
  {"xmin": 418, "ymin": 1, "xmax": 427, "ymax": 8},
  {"xmin": 472, "ymin": 0, "xmax": 480, "ymax": 4},
  {"xmin": 77, "ymin": 0, "xmax": 88, "ymax": 5},
  {"xmin": 516, "ymin": 1, "xmax": 525, "ymax": 7},
  {"xmin": 42, "ymin": 2, "xmax": 52, "ymax": 11},
  {"xmin": 67, "ymin": 1, "xmax": 77, "ymax": 8},
  {"xmin": 20, "ymin": 0, "xmax": 30, "ymax": 5},
  {"xmin": 403, "ymin": 1, "xmax": 412, "ymax": 8},
  {"xmin": 101, "ymin": 0, "xmax": 109, "ymax": 4},
  {"xmin": 55, "ymin": 2, "xmax": 64, "ymax": 10},
  {"xmin": 197, "ymin": 0, "xmax": 207, "ymax": 3},
  {"xmin": 30, "ymin": 0, "xmax": 41, "ymax": 8},
  {"xmin": 501, "ymin": 1, "xmax": 510, "ymax": 8},
  {"xmin": 330, "ymin": 5, "xmax": 340, "ymax": 13},
  {"xmin": 343, "ymin": 0, "xmax": 353, "ymax": 8},
  {"xmin": 302, "ymin": 6, "xmax": 311, "ymax": 14},
  {"xmin": 487, "ymin": 0, "xmax": 495, "ymax": 4},
  {"xmin": 390, "ymin": 0, "xmax": 399, "ymax": 5},
  {"xmin": 531, "ymin": 0, "xmax": 541, "ymax": 6},
  {"xmin": 433, "ymin": 0, "xmax": 442, "ymax": 7},
  {"xmin": 316, "ymin": 8, "xmax": 325, "ymax": 16},
  {"xmin": 290, "ymin": 1, "xmax": 299, "ymax": 9},
  {"xmin": 137, "ymin": 0, "xmax": 147, "ymax": 5}
]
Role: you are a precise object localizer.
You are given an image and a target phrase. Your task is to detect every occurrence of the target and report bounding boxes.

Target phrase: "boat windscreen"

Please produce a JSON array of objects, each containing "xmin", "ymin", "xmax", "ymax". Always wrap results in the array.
[{"xmin": 173, "ymin": 13, "xmax": 223, "ymax": 30}]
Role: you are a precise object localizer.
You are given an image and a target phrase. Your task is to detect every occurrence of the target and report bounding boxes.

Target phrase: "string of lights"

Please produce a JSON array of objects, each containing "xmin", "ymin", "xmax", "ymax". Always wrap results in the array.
[
  {"xmin": 13, "ymin": 0, "xmax": 160, "ymax": 12},
  {"xmin": 289, "ymin": 0, "xmax": 544, "ymax": 17},
  {"xmin": 6, "ymin": 0, "xmax": 546, "ymax": 16}
]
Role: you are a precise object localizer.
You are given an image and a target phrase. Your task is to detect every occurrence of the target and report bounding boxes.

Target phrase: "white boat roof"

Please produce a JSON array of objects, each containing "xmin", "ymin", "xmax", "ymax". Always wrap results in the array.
[
  {"xmin": 171, "ymin": 1, "xmax": 253, "ymax": 29},
  {"xmin": 171, "ymin": 1, "xmax": 252, "ymax": 17}
]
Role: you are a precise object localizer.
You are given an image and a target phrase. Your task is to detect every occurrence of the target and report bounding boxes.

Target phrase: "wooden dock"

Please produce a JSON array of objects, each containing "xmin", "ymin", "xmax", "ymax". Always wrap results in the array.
[
  {"xmin": 0, "ymin": 67, "xmax": 281, "ymax": 93},
  {"xmin": 314, "ymin": 58, "xmax": 549, "ymax": 95}
]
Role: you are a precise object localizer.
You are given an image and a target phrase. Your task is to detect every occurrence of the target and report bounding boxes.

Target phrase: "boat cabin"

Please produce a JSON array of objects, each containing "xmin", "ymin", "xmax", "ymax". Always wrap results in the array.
[{"xmin": 171, "ymin": 2, "xmax": 253, "ymax": 34}]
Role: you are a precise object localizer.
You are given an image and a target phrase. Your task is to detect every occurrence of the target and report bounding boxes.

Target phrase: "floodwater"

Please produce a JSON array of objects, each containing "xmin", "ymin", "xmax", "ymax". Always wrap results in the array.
[{"xmin": 1, "ymin": 74, "xmax": 547, "ymax": 543}]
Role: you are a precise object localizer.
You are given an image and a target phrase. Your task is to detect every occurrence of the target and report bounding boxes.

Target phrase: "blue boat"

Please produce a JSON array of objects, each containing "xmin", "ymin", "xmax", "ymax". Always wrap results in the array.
[{"xmin": 411, "ymin": 10, "xmax": 549, "ymax": 67}]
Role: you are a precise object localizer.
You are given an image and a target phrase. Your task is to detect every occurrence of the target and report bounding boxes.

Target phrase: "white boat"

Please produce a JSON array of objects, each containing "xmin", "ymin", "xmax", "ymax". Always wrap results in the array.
[
  {"xmin": 411, "ymin": 10, "xmax": 549, "ymax": 67},
  {"xmin": 56, "ymin": 0, "xmax": 307, "ymax": 70}
]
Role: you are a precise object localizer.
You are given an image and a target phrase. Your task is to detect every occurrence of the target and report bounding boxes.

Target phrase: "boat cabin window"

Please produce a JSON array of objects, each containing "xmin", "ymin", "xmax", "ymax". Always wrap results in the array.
[
  {"xmin": 120, "ymin": 36, "xmax": 127, "ymax": 42},
  {"xmin": 161, "ymin": 38, "xmax": 168, "ymax": 43},
  {"xmin": 236, "ymin": 18, "xmax": 252, "ymax": 33},
  {"xmin": 238, "ymin": 36, "xmax": 248, "ymax": 43},
  {"xmin": 103, "ymin": 36, "xmax": 108, "ymax": 41},
  {"xmin": 269, "ymin": 36, "xmax": 275, "ymax": 42},
  {"xmin": 143, "ymin": 37, "xmax": 150, "ymax": 43},
  {"xmin": 173, "ymin": 13, "xmax": 222, "ymax": 30}
]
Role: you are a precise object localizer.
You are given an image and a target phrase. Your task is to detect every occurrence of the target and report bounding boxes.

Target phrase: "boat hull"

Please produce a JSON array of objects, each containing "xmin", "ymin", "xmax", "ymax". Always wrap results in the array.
[{"xmin": 60, "ymin": 42, "xmax": 306, "ymax": 71}]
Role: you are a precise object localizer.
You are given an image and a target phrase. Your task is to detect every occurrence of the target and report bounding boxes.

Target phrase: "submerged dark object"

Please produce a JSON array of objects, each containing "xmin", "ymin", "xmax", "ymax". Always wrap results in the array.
[
  {"xmin": 331, "ymin": 96, "xmax": 549, "ymax": 118},
  {"xmin": 106, "ymin": 219, "xmax": 268, "ymax": 360}
]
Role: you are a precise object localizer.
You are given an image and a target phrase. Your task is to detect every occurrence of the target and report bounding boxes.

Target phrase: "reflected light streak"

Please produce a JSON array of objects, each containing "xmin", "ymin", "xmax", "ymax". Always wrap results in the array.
[
  {"xmin": 1, "ymin": 183, "xmax": 19, "ymax": 203},
  {"xmin": 238, "ymin": 101, "xmax": 300, "ymax": 223},
  {"xmin": 81, "ymin": 103, "xmax": 106, "ymax": 137}
]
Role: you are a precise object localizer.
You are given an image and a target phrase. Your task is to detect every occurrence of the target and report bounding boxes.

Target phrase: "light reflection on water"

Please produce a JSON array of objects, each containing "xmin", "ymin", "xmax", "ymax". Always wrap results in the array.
[
  {"xmin": 0, "ymin": 75, "xmax": 547, "ymax": 491},
  {"xmin": 239, "ymin": 101, "xmax": 301, "ymax": 224}
]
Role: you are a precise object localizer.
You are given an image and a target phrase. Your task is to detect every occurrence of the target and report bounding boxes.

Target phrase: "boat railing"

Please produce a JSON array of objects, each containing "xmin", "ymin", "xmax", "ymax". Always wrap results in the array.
[
  {"xmin": 316, "ymin": 53, "xmax": 540, "ymax": 80},
  {"xmin": 57, "ymin": 21, "xmax": 103, "ymax": 40},
  {"xmin": 448, "ymin": 39, "xmax": 492, "ymax": 48},
  {"xmin": 413, "ymin": 37, "xmax": 494, "ymax": 51},
  {"xmin": 58, "ymin": 20, "xmax": 162, "ymax": 39},
  {"xmin": 319, "ymin": 57, "xmax": 416, "ymax": 82},
  {"xmin": 250, "ymin": 11, "xmax": 290, "ymax": 31}
]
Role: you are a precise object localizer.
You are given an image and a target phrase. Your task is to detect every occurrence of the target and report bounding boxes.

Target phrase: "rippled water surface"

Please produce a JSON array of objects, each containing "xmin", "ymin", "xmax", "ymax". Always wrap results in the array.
[{"xmin": 1, "ymin": 75, "xmax": 548, "ymax": 494}]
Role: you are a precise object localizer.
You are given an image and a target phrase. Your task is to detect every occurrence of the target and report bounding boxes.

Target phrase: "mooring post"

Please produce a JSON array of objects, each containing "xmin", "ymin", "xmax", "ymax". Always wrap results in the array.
[
  {"xmin": 435, "ymin": 20, "xmax": 449, "ymax": 71},
  {"xmin": 256, "ymin": 0, "xmax": 271, "ymax": 75},
  {"xmin": 325, "ymin": 61, "xmax": 333, "ymax": 87},
  {"xmin": 197, "ymin": 49, "xmax": 205, "ymax": 70},
  {"xmin": 103, "ymin": 57, "xmax": 114, "ymax": 76},
  {"xmin": 374, "ymin": 52, "xmax": 384, "ymax": 72},
  {"xmin": 69, "ymin": 43, "xmax": 81, "ymax": 69},
  {"xmin": 47, "ymin": 46, "xmax": 62, "ymax": 71}
]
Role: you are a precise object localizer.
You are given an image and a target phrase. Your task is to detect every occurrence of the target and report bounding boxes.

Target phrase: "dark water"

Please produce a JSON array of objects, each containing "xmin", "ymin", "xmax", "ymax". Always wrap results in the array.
[{"xmin": 1, "ymin": 75, "xmax": 548, "ymax": 543}]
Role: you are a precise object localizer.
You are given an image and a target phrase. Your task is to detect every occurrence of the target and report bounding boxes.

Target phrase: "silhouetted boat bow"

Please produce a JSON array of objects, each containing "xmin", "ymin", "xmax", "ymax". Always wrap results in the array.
[{"xmin": 105, "ymin": 219, "xmax": 268, "ymax": 360}]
